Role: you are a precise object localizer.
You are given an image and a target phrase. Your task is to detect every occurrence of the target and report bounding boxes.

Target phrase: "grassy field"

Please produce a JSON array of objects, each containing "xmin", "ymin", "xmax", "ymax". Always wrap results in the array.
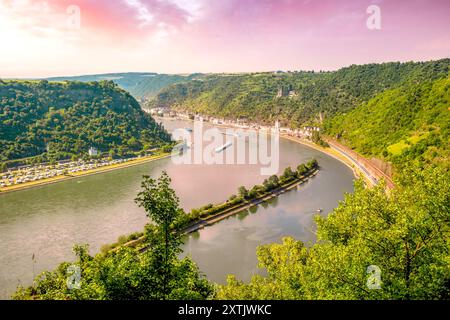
[{"xmin": 387, "ymin": 132, "xmax": 430, "ymax": 155}]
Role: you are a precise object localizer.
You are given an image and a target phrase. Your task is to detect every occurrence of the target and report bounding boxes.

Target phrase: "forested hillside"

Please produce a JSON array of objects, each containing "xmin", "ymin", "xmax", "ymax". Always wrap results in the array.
[
  {"xmin": 8, "ymin": 60, "xmax": 450, "ymax": 301},
  {"xmin": 217, "ymin": 165, "xmax": 450, "ymax": 300},
  {"xmin": 0, "ymin": 80, "xmax": 171, "ymax": 163},
  {"xmin": 150, "ymin": 59, "xmax": 449, "ymax": 126},
  {"xmin": 46, "ymin": 73, "xmax": 204, "ymax": 99},
  {"xmin": 324, "ymin": 76, "xmax": 450, "ymax": 169}
]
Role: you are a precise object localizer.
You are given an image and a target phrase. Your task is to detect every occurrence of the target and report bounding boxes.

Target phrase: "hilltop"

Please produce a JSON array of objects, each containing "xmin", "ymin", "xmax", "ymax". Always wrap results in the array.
[
  {"xmin": 149, "ymin": 59, "xmax": 449, "ymax": 127},
  {"xmin": 0, "ymin": 80, "xmax": 171, "ymax": 166},
  {"xmin": 45, "ymin": 72, "xmax": 205, "ymax": 99}
]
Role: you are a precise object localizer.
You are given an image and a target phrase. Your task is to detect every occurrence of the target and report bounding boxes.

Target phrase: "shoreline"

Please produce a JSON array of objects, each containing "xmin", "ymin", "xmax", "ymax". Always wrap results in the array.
[
  {"xmin": 0, "ymin": 117, "xmax": 371, "ymax": 195},
  {"xmin": 280, "ymin": 135, "xmax": 368, "ymax": 184},
  {"xmin": 159, "ymin": 116, "xmax": 374, "ymax": 185},
  {"xmin": 161, "ymin": 116, "xmax": 367, "ymax": 184},
  {"xmin": 180, "ymin": 169, "xmax": 319, "ymax": 235},
  {"xmin": 0, "ymin": 153, "xmax": 171, "ymax": 195},
  {"xmin": 125, "ymin": 168, "xmax": 320, "ymax": 253}
]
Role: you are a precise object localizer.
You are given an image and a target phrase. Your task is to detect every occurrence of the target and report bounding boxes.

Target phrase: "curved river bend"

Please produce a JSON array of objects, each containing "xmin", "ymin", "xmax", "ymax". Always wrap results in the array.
[{"xmin": 0, "ymin": 119, "xmax": 354, "ymax": 298}]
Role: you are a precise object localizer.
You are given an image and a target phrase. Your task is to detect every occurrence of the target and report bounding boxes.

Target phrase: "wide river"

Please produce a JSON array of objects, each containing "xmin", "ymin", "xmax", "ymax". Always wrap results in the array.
[{"xmin": 0, "ymin": 118, "xmax": 355, "ymax": 299}]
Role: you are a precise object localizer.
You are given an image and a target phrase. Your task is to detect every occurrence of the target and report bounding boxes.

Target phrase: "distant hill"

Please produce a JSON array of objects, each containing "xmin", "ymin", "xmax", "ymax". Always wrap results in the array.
[
  {"xmin": 46, "ymin": 72, "xmax": 205, "ymax": 100},
  {"xmin": 149, "ymin": 59, "xmax": 450, "ymax": 126},
  {"xmin": 0, "ymin": 80, "xmax": 171, "ymax": 164}
]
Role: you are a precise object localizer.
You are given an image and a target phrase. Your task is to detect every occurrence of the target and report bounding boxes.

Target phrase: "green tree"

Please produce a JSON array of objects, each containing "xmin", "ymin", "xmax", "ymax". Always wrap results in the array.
[
  {"xmin": 281, "ymin": 167, "xmax": 295, "ymax": 181},
  {"xmin": 216, "ymin": 166, "xmax": 450, "ymax": 300},
  {"xmin": 306, "ymin": 159, "xmax": 318, "ymax": 170},
  {"xmin": 238, "ymin": 186, "xmax": 249, "ymax": 199},
  {"xmin": 109, "ymin": 149, "xmax": 116, "ymax": 159},
  {"xmin": 297, "ymin": 164, "xmax": 308, "ymax": 176},
  {"xmin": 14, "ymin": 172, "xmax": 213, "ymax": 300},
  {"xmin": 135, "ymin": 172, "xmax": 184, "ymax": 299},
  {"xmin": 127, "ymin": 137, "xmax": 141, "ymax": 150}
]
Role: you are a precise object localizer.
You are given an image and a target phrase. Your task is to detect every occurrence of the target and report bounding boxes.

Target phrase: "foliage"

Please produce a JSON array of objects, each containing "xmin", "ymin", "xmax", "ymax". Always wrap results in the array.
[
  {"xmin": 216, "ymin": 166, "xmax": 450, "ymax": 300},
  {"xmin": 13, "ymin": 173, "xmax": 213, "ymax": 300},
  {"xmin": 175, "ymin": 161, "xmax": 318, "ymax": 229},
  {"xmin": 0, "ymin": 80, "xmax": 171, "ymax": 164},
  {"xmin": 149, "ymin": 59, "xmax": 449, "ymax": 127},
  {"xmin": 311, "ymin": 130, "xmax": 329, "ymax": 147},
  {"xmin": 45, "ymin": 73, "xmax": 205, "ymax": 99},
  {"xmin": 324, "ymin": 76, "xmax": 450, "ymax": 169},
  {"xmin": 238, "ymin": 186, "xmax": 249, "ymax": 199}
]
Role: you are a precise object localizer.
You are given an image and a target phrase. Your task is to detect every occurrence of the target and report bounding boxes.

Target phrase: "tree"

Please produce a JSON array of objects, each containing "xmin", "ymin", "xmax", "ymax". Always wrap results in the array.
[
  {"xmin": 306, "ymin": 159, "xmax": 318, "ymax": 170},
  {"xmin": 109, "ymin": 149, "xmax": 116, "ymax": 160},
  {"xmin": 14, "ymin": 172, "xmax": 213, "ymax": 300},
  {"xmin": 281, "ymin": 167, "xmax": 295, "ymax": 181},
  {"xmin": 268, "ymin": 175, "xmax": 279, "ymax": 186},
  {"xmin": 216, "ymin": 166, "xmax": 450, "ymax": 300},
  {"xmin": 161, "ymin": 144, "xmax": 173, "ymax": 153},
  {"xmin": 297, "ymin": 164, "xmax": 308, "ymax": 176},
  {"xmin": 127, "ymin": 137, "xmax": 141, "ymax": 150},
  {"xmin": 238, "ymin": 186, "xmax": 249, "ymax": 199},
  {"xmin": 135, "ymin": 171, "xmax": 183, "ymax": 299}
]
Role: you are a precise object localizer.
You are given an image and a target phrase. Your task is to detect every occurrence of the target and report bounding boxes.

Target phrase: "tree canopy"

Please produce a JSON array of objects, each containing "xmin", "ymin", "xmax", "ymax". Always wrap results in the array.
[
  {"xmin": 324, "ymin": 76, "xmax": 449, "ymax": 169},
  {"xmin": 0, "ymin": 80, "xmax": 171, "ymax": 164},
  {"xmin": 217, "ymin": 165, "xmax": 450, "ymax": 300},
  {"xmin": 149, "ymin": 59, "xmax": 449, "ymax": 127}
]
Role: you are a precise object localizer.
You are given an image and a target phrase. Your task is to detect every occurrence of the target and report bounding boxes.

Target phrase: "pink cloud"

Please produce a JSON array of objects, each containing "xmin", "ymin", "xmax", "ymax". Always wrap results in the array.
[{"xmin": 0, "ymin": 0, "xmax": 449, "ymax": 77}]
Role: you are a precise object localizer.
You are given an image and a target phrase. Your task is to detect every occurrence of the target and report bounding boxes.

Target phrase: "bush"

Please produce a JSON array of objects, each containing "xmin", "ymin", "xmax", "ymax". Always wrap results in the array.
[
  {"xmin": 306, "ymin": 159, "xmax": 318, "ymax": 170},
  {"xmin": 117, "ymin": 235, "xmax": 128, "ymax": 245},
  {"xmin": 297, "ymin": 164, "xmax": 308, "ymax": 176}
]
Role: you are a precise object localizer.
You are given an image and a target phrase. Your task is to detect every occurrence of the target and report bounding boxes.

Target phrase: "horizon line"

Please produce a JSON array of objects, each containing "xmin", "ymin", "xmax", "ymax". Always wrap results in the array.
[{"xmin": 2, "ymin": 57, "xmax": 449, "ymax": 80}]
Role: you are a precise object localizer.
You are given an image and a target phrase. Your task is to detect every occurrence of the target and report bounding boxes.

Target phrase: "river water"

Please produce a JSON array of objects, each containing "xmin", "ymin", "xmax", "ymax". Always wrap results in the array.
[{"xmin": 0, "ymin": 118, "xmax": 354, "ymax": 298}]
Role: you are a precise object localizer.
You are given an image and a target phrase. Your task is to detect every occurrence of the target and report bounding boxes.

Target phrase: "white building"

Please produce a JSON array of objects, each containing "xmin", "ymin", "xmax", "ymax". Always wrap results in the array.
[{"xmin": 88, "ymin": 147, "xmax": 99, "ymax": 157}]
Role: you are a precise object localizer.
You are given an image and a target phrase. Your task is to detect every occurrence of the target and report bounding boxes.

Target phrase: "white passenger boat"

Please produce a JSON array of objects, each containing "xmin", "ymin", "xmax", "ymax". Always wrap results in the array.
[{"xmin": 215, "ymin": 142, "xmax": 233, "ymax": 153}]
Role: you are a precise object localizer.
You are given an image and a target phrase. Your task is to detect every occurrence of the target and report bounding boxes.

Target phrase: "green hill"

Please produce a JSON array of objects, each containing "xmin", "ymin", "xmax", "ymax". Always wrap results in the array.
[
  {"xmin": 149, "ymin": 59, "xmax": 449, "ymax": 126},
  {"xmin": 324, "ymin": 76, "xmax": 450, "ymax": 168},
  {"xmin": 46, "ymin": 72, "xmax": 204, "ymax": 99},
  {"xmin": 0, "ymin": 80, "xmax": 171, "ymax": 164}
]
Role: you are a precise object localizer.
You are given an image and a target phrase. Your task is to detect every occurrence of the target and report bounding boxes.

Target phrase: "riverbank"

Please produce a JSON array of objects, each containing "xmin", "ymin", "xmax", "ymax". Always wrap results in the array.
[
  {"xmin": 114, "ymin": 165, "xmax": 320, "ymax": 253},
  {"xmin": 157, "ymin": 115, "xmax": 376, "ymax": 187},
  {"xmin": 180, "ymin": 169, "xmax": 319, "ymax": 235},
  {"xmin": 0, "ymin": 115, "xmax": 356, "ymax": 300},
  {"xmin": 280, "ymin": 135, "xmax": 373, "ymax": 185},
  {"xmin": 0, "ymin": 153, "xmax": 171, "ymax": 195}
]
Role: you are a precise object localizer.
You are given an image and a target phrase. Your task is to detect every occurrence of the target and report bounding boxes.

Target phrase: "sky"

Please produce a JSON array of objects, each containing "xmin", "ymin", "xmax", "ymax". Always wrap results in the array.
[{"xmin": 0, "ymin": 0, "xmax": 449, "ymax": 78}]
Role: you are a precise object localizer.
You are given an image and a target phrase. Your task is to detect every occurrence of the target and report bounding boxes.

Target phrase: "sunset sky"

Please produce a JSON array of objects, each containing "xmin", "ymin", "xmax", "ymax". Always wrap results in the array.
[{"xmin": 0, "ymin": 0, "xmax": 449, "ymax": 78}]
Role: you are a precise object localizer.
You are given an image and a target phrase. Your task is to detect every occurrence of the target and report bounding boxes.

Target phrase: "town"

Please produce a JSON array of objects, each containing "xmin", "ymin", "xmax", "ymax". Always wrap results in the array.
[{"xmin": 148, "ymin": 108, "xmax": 321, "ymax": 139}]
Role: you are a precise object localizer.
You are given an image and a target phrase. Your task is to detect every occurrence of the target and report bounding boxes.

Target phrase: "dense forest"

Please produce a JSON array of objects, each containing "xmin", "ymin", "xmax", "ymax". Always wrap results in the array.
[
  {"xmin": 46, "ymin": 73, "xmax": 205, "ymax": 99},
  {"xmin": 0, "ymin": 80, "xmax": 171, "ymax": 165},
  {"xmin": 149, "ymin": 59, "xmax": 449, "ymax": 126},
  {"xmin": 324, "ymin": 76, "xmax": 450, "ymax": 169}
]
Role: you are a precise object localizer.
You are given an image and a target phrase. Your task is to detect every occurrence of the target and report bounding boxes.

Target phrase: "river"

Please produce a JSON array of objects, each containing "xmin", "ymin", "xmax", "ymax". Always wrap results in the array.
[{"xmin": 0, "ymin": 118, "xmax": 355, "ymax": 298}]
